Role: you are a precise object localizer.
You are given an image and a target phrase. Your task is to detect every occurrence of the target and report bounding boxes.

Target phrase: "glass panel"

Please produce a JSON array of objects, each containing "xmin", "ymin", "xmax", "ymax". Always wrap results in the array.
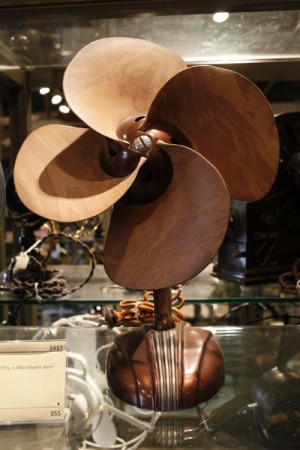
[
  {"xmin": 0, "ymin": 10, "xmax": 299, "ymax": 68},
  {"xmin": 0, "ymin": 325, "xmax": 298, "ymax": 449},
  {"xmin": 0, "ymin": 263, "xmax": 298, "ymax": 304}
]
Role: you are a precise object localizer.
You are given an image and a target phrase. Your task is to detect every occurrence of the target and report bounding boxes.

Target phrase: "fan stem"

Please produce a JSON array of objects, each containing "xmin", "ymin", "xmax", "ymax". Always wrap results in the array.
[{"xmin": 152, "ymin": 288, "xmax": 175, "ymax": 331}]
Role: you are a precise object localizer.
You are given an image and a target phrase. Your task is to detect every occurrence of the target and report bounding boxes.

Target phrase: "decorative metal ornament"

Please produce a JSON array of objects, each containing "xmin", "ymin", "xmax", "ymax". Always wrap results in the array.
[{"xmin": 13, "ymin": 37, "xmax": 279, "ymax": 411}]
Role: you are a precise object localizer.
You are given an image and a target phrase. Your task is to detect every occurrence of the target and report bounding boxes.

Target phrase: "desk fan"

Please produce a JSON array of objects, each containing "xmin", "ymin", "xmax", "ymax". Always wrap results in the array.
[{"xmin": 14, "ymin": 37, "xmax": 279, "ymax": 411}]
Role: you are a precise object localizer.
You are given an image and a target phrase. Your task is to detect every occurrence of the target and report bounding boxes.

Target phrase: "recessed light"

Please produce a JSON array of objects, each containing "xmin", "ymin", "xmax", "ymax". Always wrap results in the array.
[
  {"xmin": 51, "ymin": 94, "xmax": 63, "ymax": 105},
  {"xmin": 213, "ymin": 12, "xmax": 229, "ymax": 23},
  {"xmin": 39, "ymin": 87, "xmax": 50, "ymax": 95},
  {"xmin": 59, "ymin": 105, "xmax": 70, "ymax": 114}
]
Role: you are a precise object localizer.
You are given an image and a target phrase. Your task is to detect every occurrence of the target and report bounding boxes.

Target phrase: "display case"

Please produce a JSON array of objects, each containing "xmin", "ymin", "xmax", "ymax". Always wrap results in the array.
[
  {"xmin": 0, "ymin": 2, "xmax": 299, "ymax": 449},
  {"xmin": 0, "ymin": 0, "xmax": 299, "ymax": 317}
]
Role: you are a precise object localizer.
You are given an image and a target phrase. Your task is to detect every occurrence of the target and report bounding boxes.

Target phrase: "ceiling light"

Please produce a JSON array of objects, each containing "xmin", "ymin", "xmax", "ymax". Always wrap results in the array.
[
  {"xmin": 51, "ymin": 94, "xmax": 63, "ymax": 105},
  {"xmin": 213, "ymin": 12, "xmax": 229, "ymax": 23},
  {"xmin": 59, "ymin": 105, "xmax": 70, "ymax": 114},
  {"xmin": 39, "ymin": 87, "xmax": 50, "ymax": 95}
]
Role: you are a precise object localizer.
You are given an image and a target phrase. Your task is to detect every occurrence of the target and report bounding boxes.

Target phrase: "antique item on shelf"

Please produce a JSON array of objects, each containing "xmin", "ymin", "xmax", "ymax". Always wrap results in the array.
[
  {"xmin": 202, "ymin": 371, "xmax": 300, "ymax": 450},
  {"xmin": 213, "ymin": 112, "xmax": 300, "ymax": 285},
  {"xmin": 4, "ymin": 175, "xmax": 96, "ymax": 324},
  {"xmin": 252, "ymin": 367, "xmax": 300, "ymax": 449},
  {"xmin": 13, "ymin": 37, "xmax": 279, "ymax": 410},
  {"xmin": 6, "ymin": 172, "xmax": 46, "ymax": 250},
  {"xmin": 208, "ymin": 329, "xmax": 300, "ymax": 450}
]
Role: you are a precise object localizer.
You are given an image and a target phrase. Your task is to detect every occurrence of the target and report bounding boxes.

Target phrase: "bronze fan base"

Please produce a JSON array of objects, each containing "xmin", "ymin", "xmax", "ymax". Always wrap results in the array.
[{"xmin": 106, "ymin": 288, "xmax": 225, "ymax": 412}]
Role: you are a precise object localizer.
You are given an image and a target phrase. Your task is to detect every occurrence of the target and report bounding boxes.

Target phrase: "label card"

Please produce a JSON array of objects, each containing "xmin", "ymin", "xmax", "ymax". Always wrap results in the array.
[{"xmin": 0, "ymin": 340, "xmax": 66, "ymax": 423}]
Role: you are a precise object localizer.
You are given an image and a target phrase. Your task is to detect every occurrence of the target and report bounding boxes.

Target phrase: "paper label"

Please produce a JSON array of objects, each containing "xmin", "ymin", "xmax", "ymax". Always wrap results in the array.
[{"xmin": 0, "ymin": 340, "xmax": 66, "ymax": 423}]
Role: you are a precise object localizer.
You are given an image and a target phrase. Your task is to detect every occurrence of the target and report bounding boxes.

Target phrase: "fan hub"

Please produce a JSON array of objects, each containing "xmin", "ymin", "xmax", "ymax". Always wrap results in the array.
[
  {"xmin": 99, "ymin": 137, "xmax": 140, "ymax": 178},
  {"xmin": 117, "ymin": 115, "xmax": 187, "ymax": 158},
  {"xmin": 133, "ymin": 134, "xmax": 154, "ymax": 154}
]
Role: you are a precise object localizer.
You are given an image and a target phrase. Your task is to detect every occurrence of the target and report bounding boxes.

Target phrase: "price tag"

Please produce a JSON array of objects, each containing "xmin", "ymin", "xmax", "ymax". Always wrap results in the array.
[{"xmin": 0, "ymin": 340, "xmax": 66, "ymax": 423}]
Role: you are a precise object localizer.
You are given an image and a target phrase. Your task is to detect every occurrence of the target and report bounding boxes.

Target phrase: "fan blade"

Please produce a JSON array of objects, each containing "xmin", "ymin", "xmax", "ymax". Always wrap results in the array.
[
  {"xmin": 14, "ymin": 124, "xmax": 145, "ymax": 222},
  {"xmin": 63, "ymin": 37, "xmax": 186, "ymax": 141},
  {"xmin": 143, "ymin": 66, "xmax": 279, "ymax": 202},
  {"xmin": 104, "ymin": 142, "xmax": 230, "ymax": 290}
]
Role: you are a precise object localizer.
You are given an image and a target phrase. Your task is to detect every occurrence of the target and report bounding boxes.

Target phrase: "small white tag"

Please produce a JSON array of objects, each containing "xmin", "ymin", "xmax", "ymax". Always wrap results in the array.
[
  {"xmin": 14, "ymin": 253, "xmax": 30, "ymax": 270},
  {"xmin": 0, "ymin": 340, "xmax": 66, "ymax": 423}
]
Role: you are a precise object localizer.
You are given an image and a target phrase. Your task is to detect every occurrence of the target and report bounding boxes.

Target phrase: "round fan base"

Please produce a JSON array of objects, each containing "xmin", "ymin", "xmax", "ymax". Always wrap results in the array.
[{"xmin": 106, "ymin": 321, "xmax": 225, "ymax": 411}]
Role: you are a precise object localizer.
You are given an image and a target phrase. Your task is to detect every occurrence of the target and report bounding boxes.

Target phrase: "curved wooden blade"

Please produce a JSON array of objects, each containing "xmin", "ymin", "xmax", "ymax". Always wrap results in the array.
[
  {"xmin": 143, "ymin": 66, "xmax": 279, "ymax": 202},
  {"xmin": 14, "ymin": 124, "xmax": 145, "ymax": 222},
  {"xmin": 63, "ymin": 37, "xmax": 186, "ymax": 141},
  {"xmin": 0, "ymin": 163, "xmax": 5, "ymax": 227},
  {"xmin": 104, "ymin": 142, "xmax": 230, "ymax": 290}
]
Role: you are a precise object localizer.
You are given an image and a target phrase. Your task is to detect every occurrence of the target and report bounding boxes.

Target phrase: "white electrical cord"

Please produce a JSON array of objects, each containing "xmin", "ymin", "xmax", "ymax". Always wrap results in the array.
[
  {"xmin": 36, "ymin": 313, "xmax": 160, "ymax": 450},
  {"xmin": 52, "ymin": 314, "xmax": 107, "ymax": 328},
  {"xmin": 83, "ymin": 410, "xmax": 160, "ymax": 450}
]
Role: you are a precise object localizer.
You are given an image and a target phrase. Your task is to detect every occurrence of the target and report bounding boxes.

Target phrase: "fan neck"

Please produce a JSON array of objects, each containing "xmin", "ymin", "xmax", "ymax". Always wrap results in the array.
[{"xmin": 152, "ymin": 288, "xmax": 176, "ymax": 331}]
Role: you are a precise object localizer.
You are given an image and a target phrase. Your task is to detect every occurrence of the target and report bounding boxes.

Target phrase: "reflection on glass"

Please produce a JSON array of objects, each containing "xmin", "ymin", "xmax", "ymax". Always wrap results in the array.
[
  {"xmin": 0, "ymin": 10, "xmax": 299, "ymax": 67},
  {"xmin": 0, "ymin": 326, "xmax": 298, "ymax": 449}
]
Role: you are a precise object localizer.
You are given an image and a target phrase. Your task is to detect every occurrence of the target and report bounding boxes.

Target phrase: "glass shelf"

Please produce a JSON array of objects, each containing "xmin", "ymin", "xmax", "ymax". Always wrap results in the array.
[
  {"xmin": 0, "ymin": 263, "xmax": 298, "ymax": 305},
  {"xmin": 0, "ymin": 324, "xmax": 298, "ymax": 449}
]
